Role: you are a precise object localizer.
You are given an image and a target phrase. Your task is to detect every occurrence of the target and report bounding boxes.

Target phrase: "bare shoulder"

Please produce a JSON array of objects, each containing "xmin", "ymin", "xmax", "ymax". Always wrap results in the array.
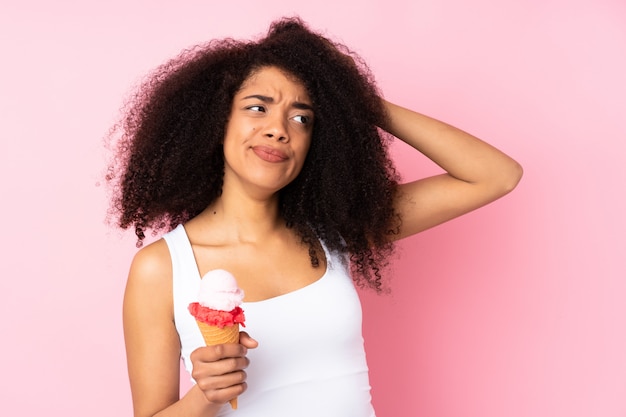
[
  {"xmin": 125, "ymin": 238, "xmax": 173, "ymax": 313},
  {"xmin": 129, "ymin": 239, "xmax": 172, "ymax": 281}
]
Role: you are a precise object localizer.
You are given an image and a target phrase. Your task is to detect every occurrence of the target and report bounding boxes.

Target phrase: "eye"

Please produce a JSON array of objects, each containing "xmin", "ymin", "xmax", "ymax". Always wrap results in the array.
[
  {"xmin": 247, "ymin": 105, "xmax": 266, "ymax": 112},
  {"xmin": 292, "ymin": 115, "xmax": 311, "ymax": 125}
]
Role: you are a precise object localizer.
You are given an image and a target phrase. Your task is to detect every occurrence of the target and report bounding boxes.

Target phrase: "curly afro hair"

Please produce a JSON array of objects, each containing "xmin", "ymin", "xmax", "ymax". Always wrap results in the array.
[{"xmin": 107, "ymin": 17, "xmax": 401, "ymax": 291}]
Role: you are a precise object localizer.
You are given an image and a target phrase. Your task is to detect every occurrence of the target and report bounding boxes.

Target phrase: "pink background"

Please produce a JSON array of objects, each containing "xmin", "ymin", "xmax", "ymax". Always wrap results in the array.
[{"xmin": 1, "ymin": 1, "xmax": 625, "ymax": 416}]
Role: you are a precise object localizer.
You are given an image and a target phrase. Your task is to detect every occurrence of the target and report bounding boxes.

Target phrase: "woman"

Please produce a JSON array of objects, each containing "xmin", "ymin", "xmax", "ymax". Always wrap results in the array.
[{"xmin": 108, "ymin": 17, "xmax": 522, "ymax": 417}]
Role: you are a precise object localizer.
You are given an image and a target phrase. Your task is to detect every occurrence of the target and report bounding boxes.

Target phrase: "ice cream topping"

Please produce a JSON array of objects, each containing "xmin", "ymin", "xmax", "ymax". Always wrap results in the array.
[{"xmin": 188, "ymin": 304, "xmax": 245, "ymax": 328}]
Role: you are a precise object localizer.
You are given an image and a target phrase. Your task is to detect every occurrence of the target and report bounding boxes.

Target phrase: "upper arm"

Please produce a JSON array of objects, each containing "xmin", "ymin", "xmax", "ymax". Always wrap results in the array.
[{"xmin": 123, "ymin": 239, "xmax": 181, "ymax": 417}]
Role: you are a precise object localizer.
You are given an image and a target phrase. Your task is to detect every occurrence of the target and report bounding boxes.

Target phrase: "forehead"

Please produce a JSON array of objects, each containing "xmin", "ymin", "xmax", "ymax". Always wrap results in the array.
[{"xmin": 237, "ymin": 66, "xmax": 311, "ymax": 101}]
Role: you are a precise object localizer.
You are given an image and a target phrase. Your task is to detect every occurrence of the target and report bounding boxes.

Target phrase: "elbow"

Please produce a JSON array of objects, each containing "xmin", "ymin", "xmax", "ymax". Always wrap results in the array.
[{"xmin": 498, "ymin": 160, "xmax": 524, "ymax": 196}]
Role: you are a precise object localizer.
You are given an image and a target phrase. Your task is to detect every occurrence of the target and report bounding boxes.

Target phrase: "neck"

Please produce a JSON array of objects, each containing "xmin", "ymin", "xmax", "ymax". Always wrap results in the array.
[{"xmin": 198, "ymin": 188, "xmax": 284, "ymax": 243}]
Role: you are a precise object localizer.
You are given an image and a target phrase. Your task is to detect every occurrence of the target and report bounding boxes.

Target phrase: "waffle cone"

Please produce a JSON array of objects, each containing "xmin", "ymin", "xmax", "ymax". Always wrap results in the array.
[{"xmin": 196, "ymin": 321, "xmax": 240, "ymax": 409}]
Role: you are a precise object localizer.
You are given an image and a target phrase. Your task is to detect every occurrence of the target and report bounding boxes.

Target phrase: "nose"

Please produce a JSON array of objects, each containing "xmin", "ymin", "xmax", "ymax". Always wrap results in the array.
[{"xmin": 264, "ymin": 114, "xmax": 289, "ymax": 143}]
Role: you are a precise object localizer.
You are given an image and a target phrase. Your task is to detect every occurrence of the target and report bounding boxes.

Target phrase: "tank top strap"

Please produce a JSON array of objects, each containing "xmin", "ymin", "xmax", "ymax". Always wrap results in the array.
[{"xmin": 162, "ymin": 224, "xmax": 204, "ymax": 373}]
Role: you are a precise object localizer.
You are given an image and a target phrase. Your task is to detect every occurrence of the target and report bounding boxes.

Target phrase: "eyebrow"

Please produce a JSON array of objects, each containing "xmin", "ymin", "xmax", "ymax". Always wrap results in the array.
[{"xmin": 242, "ymin": 94, "xmax": 314, "ymax": 111}]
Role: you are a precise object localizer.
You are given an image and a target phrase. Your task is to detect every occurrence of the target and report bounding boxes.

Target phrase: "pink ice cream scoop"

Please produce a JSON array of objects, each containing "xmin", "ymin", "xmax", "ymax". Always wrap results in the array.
[{"xmin": 197, "ymin": 269, "xmax": 245, "ymax": 311}]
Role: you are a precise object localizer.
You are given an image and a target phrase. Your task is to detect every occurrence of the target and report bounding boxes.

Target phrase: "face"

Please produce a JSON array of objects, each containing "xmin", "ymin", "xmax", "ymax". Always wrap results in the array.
[{"xmin": 222, "ymin": 66, "xmax": 314, "ymax": 198}]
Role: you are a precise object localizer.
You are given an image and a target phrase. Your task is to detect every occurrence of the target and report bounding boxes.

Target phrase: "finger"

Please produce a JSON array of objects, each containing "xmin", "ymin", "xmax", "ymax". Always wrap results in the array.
[
  {"xmin": 192, "ymin": 355, "xmax": 250, "ymax": 381},
  {"xmin": 195, "ymin": 367, "xmax": 248, "ymax": 392},
  {"xmin": 239, "ymin": 332, "xmax": 259, "ymax": 349},
  {"xmin": 202, "ymin": 356, "xmax": 250, "ymax": 376},
  {"xmin": 201, "ymin": 381, "xmax": 248, "ymax": 405},
  {"xmin": 190, "ymin": 343, "xmax": 248, "ymax": 363}
]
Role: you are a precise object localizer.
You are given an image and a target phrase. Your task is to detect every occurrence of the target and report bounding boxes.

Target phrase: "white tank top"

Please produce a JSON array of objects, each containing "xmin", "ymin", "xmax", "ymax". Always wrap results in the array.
[{"xmin": 163, "ymin": 224, "xmax": 376, "ymax": 417}]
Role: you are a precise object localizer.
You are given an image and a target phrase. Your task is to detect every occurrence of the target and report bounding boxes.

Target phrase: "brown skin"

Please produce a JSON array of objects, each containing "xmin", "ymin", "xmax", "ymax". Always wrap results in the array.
[
  {"xmin": 221, "ymin": 67, "xmax": 315, "ymax": 204},
  {"xmin": 123, "ymin": 66, "xmax": 522, "ymax": 417}
]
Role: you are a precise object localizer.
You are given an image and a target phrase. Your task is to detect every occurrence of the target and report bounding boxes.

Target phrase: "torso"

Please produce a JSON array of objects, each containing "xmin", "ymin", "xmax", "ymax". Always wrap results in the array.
[{"xmin": 161, "ymin": 223, "xmax": 376, "ymax": 417}]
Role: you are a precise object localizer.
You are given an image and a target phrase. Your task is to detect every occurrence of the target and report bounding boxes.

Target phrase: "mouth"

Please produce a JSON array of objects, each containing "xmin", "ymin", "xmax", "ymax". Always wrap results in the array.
[{"xmin": 251, "ymin": 145, "xmax": 289, "ymax": 162}]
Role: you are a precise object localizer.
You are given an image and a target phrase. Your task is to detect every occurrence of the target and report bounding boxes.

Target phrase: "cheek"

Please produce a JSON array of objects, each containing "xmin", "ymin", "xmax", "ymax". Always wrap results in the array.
[
  {"xmin": 301, "ymin": 136, "xmax": 313, "ymax": 157},
  {"xmin": 222, "ymin": 132, "xmax": 241, "ymax": 162},
  {"xmin": 294, "ymin": 145, "xmax": 311, "ymax": 171}
]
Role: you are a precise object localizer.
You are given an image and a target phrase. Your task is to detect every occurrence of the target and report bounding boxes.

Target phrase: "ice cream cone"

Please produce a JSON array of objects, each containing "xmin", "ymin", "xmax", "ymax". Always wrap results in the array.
[
  {"xmin": 190, "ymin": 269, "xmax": 245, "ymax": 411},
  {"xmin": 196, "ymin": 320, "xmax": 240, "ymax": 409},
  {"xmin": 197, "ymin": 321, "xmax": 240, "ymax": 345}
]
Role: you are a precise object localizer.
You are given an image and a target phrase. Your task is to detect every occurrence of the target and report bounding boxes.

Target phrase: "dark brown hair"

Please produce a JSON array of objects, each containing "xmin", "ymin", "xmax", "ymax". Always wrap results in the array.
[{"xmin": 107, "ymin": 17, "xmax": 401, "ymax": 290}]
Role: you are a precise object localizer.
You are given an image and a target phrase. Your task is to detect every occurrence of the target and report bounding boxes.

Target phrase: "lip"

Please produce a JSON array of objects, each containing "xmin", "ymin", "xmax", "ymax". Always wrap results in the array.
[{"xmin": 251, "ymin": 145, "xmax": 289, "ymax": 163}]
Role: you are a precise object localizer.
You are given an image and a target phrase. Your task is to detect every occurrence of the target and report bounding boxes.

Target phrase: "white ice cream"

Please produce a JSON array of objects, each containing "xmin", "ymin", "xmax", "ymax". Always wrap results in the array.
[{"xmin": 198, "ymin": 269, "xmax": 245, "ymax": 311}]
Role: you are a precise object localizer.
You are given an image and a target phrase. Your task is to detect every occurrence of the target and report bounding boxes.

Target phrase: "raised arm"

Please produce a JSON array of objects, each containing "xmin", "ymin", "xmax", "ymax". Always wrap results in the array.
[{"xmin": 383, "ymin": 100, "xmax": 523, "ymax": 240}]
